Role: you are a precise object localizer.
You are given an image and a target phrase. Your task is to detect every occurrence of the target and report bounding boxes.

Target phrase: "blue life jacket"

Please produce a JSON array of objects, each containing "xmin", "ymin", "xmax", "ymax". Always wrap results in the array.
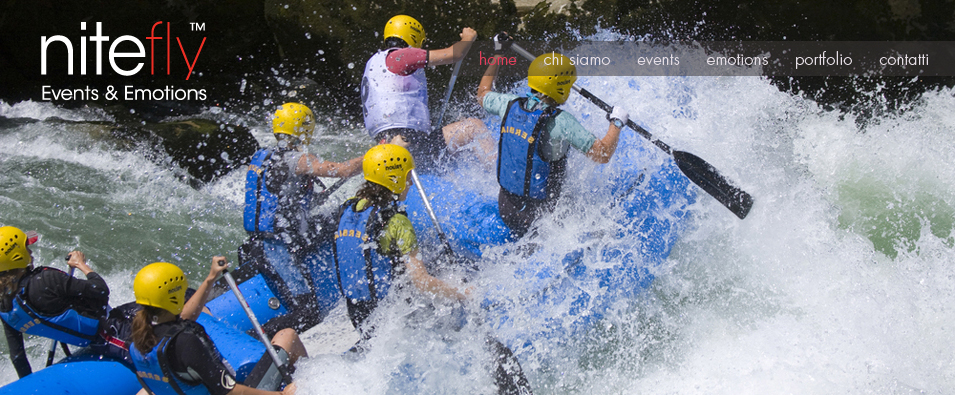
[
  {"xmin": 130, "ymin": 322, "xmax": 213, "ymax": 395},
  {"xmin": 333, "ymin": 198, "xmax": 400, "ymax": 324},
  {"xmin": 0, "ymin": 269, "xmax": 102, "ymax": 347},
  {"xmin": 244, "ymin": 149, "xmax": 280, "ymax": 233},
  {"xmin": 497, "ymin": 97, "xmax": 566, "ymax": 201},
  {"xmin": 243, "ymin": 148, "xmax": 318, "ymax": 235}
]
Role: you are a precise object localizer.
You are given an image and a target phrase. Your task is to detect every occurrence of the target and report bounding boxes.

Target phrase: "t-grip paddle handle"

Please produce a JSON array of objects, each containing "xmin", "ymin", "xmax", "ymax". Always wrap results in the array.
[{"xmin": 217, "ymin": 258, "xmax": 295, "ymax": 385}]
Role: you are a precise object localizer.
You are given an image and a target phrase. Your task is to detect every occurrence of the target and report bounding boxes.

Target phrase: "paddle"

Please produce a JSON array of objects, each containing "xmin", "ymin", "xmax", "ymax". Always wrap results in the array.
[
  {"xmin": 46, "ymin": 258, "xmax": 75, "ymax": 367},
  {"xmin": 407, "ymin": 169, "xmax": 531, "ymax": 394},
  {"xmin": 509, "ymin": 43, "xmax": 754, "ymax": 219},
  {"xmin": 433, "ymin": 55, "xmax": 465, "ymax": 133},
  {"xmin": 313, "ymin": 174, "xmax": 354, "ymax": 207},
  {"xmin": 409, "ymin": 169, "xmax": 458, "ymax": 261},
  {"xmin": 216, "ymin": 258, "xmax": 294, "ymax": 385}
]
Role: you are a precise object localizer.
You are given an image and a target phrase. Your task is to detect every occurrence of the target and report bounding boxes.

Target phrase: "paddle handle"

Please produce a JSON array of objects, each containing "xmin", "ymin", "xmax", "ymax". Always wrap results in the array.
[{"xmin": 217, "ymin": 259, "xmax": 294, "ymax": 385}]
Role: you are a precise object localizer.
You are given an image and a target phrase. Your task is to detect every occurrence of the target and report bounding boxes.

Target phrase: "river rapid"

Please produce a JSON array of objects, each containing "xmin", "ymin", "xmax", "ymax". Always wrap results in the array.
[{"xmin": 2, "ymin": 52, "xmax": 954, "ymax": 394}]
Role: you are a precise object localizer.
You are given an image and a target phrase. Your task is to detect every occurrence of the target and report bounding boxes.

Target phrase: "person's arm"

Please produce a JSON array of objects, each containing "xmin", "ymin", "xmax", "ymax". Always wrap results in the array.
[
  {"xmin": 3, "ymin": 320, "xmax": 31, "ymax": 378},
  {"xmin": 585, "ymin": 124, "xmax": 622, "ymax": 164},
  {"xmin": 477, "ymin": 55, "xmax": 502, "ymax": 106},
  {"xmin": 385, "ymin": 47, "xmax": 429, "ymax": 76},
  {"xmin": 63, "ymin": 251, "xmax": 110, "ymax": 306},
  {"xmin": 427, "ymin": 27, "xmax": 477, "ymax": 66},
  {"xmin": 477, "ymin": 33, "xmax": 510, "ymax": 106},
  {"xmin": 403, "ymin": 250, "xmax": 467, "ymax": 302},
  {"xmin": 295, "ymin": 153, "xmax": 363, "ymax": 178},
  {"xmin": 584, "ymin": 107, "xmax": 627, "ymax": 164},
  {"xmin": 180, "ymin": 256, "xmax": 228, "ymax": 322},
  {"xmin": 381, "ymin": 214, "xmax": 467, "ymax": 301}
]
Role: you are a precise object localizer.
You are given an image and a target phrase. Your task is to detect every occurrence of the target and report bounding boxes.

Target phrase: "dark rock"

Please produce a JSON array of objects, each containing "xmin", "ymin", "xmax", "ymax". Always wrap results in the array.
[{"xmin": 2, "ymin": 0, "xmax": 951, "ymax": 125}]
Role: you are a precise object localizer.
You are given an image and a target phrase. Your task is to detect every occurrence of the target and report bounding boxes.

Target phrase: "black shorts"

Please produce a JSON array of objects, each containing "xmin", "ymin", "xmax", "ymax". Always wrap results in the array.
[
  {"xmin": 377, "ymin": 128, "xmax": 446, "ymax": 170},
  {"xmin": 498, "ymin": 188, "xmax": 556, "ymax": 238}
]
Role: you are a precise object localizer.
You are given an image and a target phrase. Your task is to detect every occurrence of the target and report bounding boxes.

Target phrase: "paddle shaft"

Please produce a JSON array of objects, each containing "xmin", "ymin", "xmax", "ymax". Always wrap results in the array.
[
  {"xmin": 409, "ymin": 169, "xmax": 529, "ymax": 391},
  {"xmin": 433, "ymin": 56, "xmax": 465, "ymax": 131},
  {"xmin": 313, "ymin": 175, "xmax": 353, "ymax": 207},
  {"xmin": 408, "ymin": 173, "xmax": 529, "ymax": 392},
  {"xmin": 509, "ymin": 43, "xmax": 753, "ymax": 219},
  {"xmin": 217, "ymin": 259, "xmax": 294, "ymax": 385},
  {"xmin": 47, "ymin": 263, "xmax": 76, "ymax": 367},
  {"xmin": 409, "ymin": 169, "xmax": 455, "ymax": 254}
]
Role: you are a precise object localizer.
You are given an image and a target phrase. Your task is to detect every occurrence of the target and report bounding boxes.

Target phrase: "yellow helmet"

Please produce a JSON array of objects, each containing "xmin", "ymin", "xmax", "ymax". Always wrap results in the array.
[
  {"xmin": 0, "ymin": 226, "xmax": 35, "ymax": 272},
  {"xmin": 384, "ymin": 15, "xmax": 425, "ymax": 49},
  {"xmin": 363, "ymin": 144, "xmax": 415, "ymax": 194},
  {"xmin": 134, "ymin": 262, "xmax": 188, "ymax": 315},
  {"xmin": 527, "ymin": 52, "xmax": 577, "ymax": 104},
  {"xmin": 272, "ymin": 103, "xmax": 315, "ymax": 145}
]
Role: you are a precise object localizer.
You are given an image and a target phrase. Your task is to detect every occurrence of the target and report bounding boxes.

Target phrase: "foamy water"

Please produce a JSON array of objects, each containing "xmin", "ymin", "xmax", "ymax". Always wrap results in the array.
[{"xmin": 1, "ymin": 66, "xmax": 953, "ymax": 394}]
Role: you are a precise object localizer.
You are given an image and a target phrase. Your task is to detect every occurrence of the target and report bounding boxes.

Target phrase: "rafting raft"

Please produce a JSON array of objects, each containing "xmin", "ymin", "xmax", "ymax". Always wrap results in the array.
[{"xmin": 0, "ymin": 126, "xmax": 697, "ymax": 394}]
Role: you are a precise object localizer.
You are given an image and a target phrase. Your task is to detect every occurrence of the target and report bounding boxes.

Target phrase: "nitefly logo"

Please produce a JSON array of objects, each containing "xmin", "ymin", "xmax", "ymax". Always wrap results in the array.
[{"xmin": 40, "ymin": 21, "xmax": 206, "ymax": 80}]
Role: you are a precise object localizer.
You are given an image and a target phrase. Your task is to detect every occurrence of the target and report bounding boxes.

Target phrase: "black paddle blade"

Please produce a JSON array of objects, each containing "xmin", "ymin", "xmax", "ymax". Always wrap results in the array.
[{"xmin": 673, "ymin": 150, "xmax": 754, "ymax": 219}]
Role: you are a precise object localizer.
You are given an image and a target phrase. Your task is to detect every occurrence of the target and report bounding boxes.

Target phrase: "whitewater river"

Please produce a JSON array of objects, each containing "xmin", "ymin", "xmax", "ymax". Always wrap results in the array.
[{"xmin": 2, "ymin": 65, "xmax": 954, "ymax": 393}]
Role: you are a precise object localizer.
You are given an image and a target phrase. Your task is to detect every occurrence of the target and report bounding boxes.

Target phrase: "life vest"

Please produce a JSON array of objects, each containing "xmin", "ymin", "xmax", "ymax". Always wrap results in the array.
[
  {"xmin": 243, "ymin": 148, "xmax": 320, "ymax": 236},
  {"xmin": 497, "ymin": 97, "xmax": 566, "ymax": 201},
  {"xmin": 361, "ymin": 49, "xmax": 431, "ymax": 138},
  {"xmin": 0, "ymin": 269, "xmax": 102, "ymax": 347},
  {"xmin": 130, "ymin": 321, "xmax": 220, "ymax": 395},
  {"xmin": 332, "ymin": 198, "xmax": 401, "ymax": 322}
]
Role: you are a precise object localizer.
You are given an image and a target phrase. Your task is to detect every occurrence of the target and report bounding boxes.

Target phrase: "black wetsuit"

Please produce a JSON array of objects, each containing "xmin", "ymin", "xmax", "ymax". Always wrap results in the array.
[
  {"xmin": 1, "ymin": 266, "xmax": 109, "ymax": 378},
  {"xmin": 149, "ymin": 319, "xmax": 238, "ymax": 395}
]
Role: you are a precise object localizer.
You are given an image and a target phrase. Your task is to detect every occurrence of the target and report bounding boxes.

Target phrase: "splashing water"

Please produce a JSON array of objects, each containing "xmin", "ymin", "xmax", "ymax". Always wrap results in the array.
[{"xmin": 2, "ymin": 65, "xmax": 954, "ymax": 394}]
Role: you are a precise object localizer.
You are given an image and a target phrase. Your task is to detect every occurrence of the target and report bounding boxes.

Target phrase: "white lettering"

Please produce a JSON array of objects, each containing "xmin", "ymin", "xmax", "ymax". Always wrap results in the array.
[{"xmin": 109, "ymin": 36, "xmax": 145, "ymax": 76}]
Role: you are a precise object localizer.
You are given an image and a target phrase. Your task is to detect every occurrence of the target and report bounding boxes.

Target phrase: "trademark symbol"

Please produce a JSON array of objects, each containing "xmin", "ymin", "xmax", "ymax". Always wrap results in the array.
[{"xmin": 190, "ymin": 22, "xmax": 205, "ymax": 32}]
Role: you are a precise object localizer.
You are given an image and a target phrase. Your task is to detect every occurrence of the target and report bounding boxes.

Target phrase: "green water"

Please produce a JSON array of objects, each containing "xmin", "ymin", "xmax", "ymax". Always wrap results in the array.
[{"xmin": 837, "ymin": 173, "xmax": 955, "ymax": 259}]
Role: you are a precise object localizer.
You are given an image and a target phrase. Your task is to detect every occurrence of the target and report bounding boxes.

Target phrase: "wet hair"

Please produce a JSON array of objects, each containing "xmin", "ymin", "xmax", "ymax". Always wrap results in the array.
[
  {"xmin": 131, "ymin": 305, "xmax": 165, "ymax": 354},
  {"xmin": 356, "ymin": 181, "xmax": 397, "ymax": 208},
  {"xmin": 0, "ymin": 268, "xmax": 27, "ymax": 308}
]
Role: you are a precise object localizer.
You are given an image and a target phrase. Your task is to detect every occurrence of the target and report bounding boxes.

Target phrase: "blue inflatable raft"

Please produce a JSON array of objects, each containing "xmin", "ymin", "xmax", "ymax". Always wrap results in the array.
[
  {"xmin": 0, "ymin": 126, "xmax": 695, "ymax": 393},
  {"xmin": 0, "ymin": 313, "xmax": 272, "ymax": 395},
  {"xmin": 403, "ymin": 129, "xmax": 696, "ymax": 348}
]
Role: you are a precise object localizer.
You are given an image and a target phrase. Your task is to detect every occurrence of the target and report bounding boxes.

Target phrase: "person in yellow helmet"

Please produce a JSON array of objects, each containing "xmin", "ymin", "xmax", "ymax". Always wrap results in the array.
[
  {"xmin": 477, "ymin": 37, "xmax": 629, "ymax": 237},
  {"xmin": 332, "ymin": 145, "xmax": 533, "ymax": 393},
  {"xmin": 129, "ymin": 259, "xmax": 306, "ymax": 395},
  {"xmin": 243, "ymin": 102, "xmax": 372, "ymax": 328},
  {"xmin": 0, "ymin": 225, "xmax": 116, "ymax": 378},
  {"xmin": 332, "ymin": 144, "xmax": 467, "ymax": 333},
  {"xmin": 361, "ymin": 15, "xmax": 494, "ymax": 170}
]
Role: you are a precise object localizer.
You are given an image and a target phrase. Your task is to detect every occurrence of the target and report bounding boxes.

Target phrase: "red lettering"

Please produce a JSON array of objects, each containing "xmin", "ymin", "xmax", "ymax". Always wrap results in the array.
[
  {"xmin": 177, "ymin": 37, "xmax": 205, "ymax": 80},
  {"xmin": 147, "ymin": 21, "xmax": 162, "ymax": 75},
  {"xmin": 479, "ymin": 51, "xmax": 516, "ymax": 66}
]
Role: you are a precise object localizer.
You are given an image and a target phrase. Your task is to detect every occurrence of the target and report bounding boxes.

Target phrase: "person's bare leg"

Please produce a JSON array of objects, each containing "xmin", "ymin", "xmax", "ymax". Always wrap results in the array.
[
  {"xmin": 443, "ymin": 117, "xmax": 496, "ymax": 169},
  {"xmin": 271, "ymin": 328, "xmax": 308, "ymax": 364}
]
